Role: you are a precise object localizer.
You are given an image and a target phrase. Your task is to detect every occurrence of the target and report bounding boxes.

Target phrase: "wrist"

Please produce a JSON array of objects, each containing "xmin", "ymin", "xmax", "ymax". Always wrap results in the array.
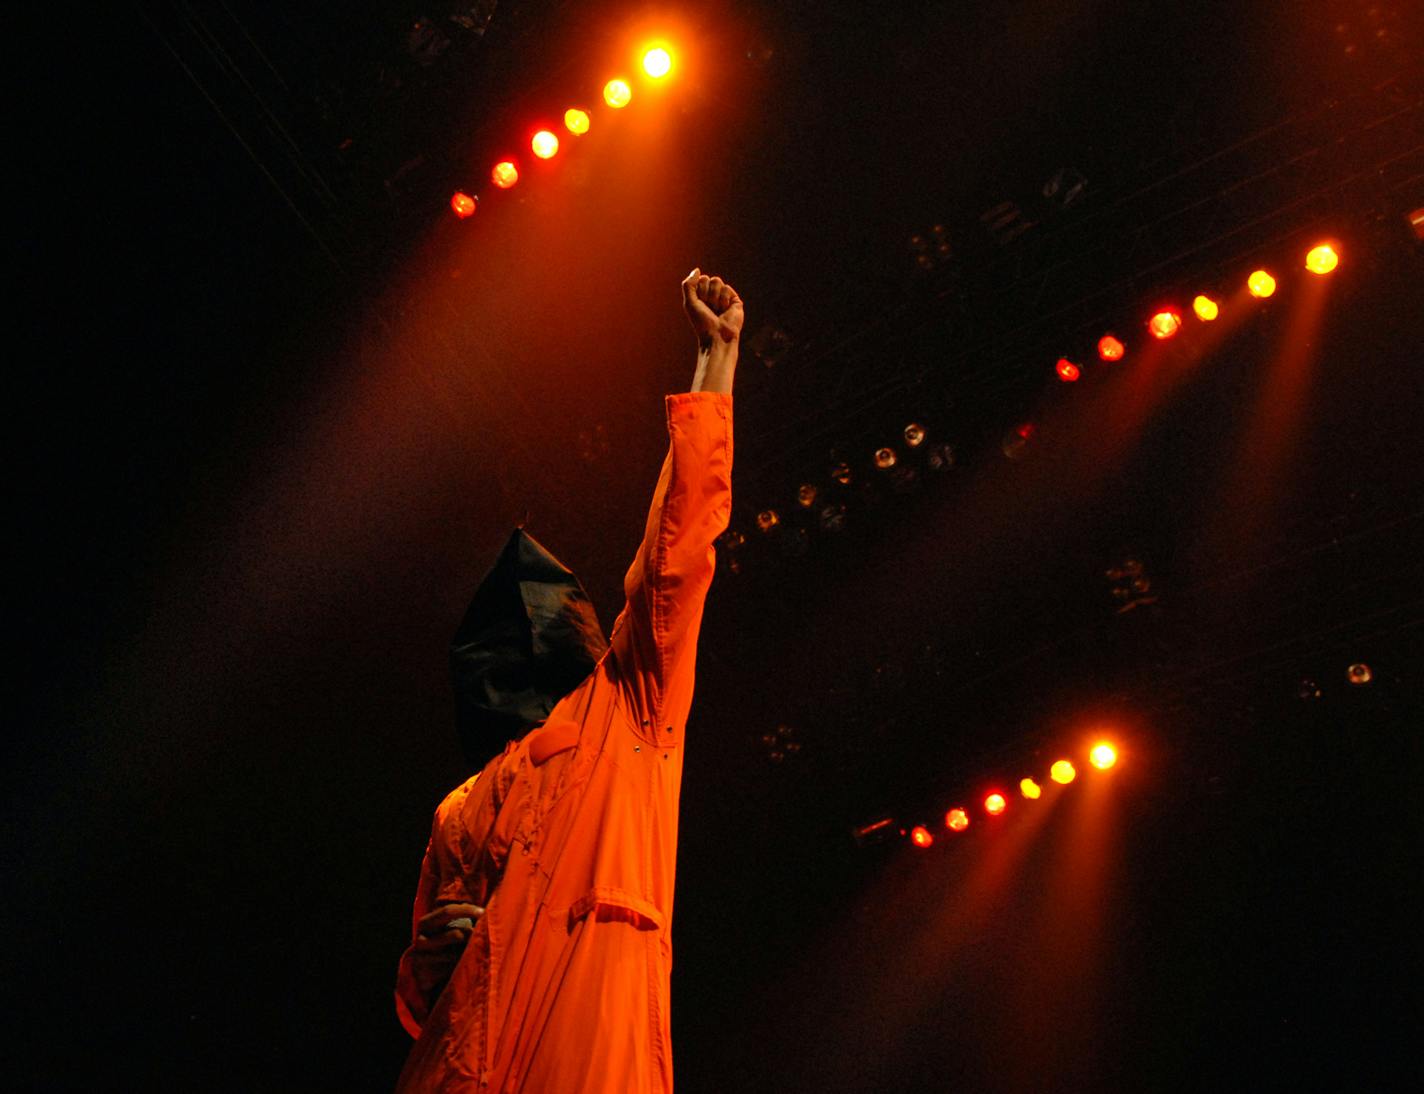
[{"xmin": 692, "ymin": 339, "xmax": 738, "ymax": 394}]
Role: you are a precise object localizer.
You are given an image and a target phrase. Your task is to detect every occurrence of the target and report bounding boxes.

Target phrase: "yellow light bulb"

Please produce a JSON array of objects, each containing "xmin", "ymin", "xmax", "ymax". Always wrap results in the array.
[
  {"xmin": 642, "ymin": 47, "xmax": 672, "ymax": 79},
  {"xmin": 1090, "ymin": 742, "xmax": 1118, "ymax": 770},
  {"xmin": 604, "ymin": 79, "xmax": 632, "ymax": 108},
  {"xmin": 1248, "ymin": 270, "xmax": 1277, "ymax": 298},
  {"xmin": 1305, "ymin": 245, "xmax": 1339, "ymax": 275}
]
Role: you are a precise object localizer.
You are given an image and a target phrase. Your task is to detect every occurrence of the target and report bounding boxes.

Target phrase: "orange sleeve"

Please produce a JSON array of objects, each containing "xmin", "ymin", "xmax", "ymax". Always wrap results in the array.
[
  {"xmin": 394, "ymin": 778, "xmax": 481, "ymax": 1038},
  {"xmin": 609, "ymin": 392, "xmax": 733, "ymax": 737}
]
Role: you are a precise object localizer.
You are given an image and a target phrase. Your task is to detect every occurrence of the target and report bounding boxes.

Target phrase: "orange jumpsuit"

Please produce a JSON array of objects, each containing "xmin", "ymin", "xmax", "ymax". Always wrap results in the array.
[{"xmin": 395, "ymin": 392, "xmax": 733, "ymax": 1093}]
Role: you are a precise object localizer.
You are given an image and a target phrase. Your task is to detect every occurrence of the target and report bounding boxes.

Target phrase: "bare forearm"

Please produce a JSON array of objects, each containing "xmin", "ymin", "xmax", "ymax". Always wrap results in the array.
[{"xmin": 691, "ymin": 341, "xmax": 739, "ymax": 394}]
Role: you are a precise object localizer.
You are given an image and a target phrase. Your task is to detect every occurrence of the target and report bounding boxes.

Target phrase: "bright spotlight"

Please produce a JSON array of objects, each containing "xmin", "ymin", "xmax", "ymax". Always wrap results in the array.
[
  {"xmin": 1019, "ymin": 778, "xmax": 1042, "ymax": 799},
  {"xmin": 1089, "ymin": 742, "xmax": 1118, "ymax": 770},
  {"xmin": 1050, "ymin": 760, "xmax": 1077, "ymax": 785},
  {"xmin": 1248, "ymin": 270, "xmax": 1277, "ymax": 298},
  {"xmin": 449, "ymin": 191, "xmax": 477, "ymax": 219},
  {"xmin": 984, "ymin": 793, "xmax": 1007, "ymax": 816},
  {"xmin": 1098, "ymin": 335, "xmax": 1125, "ymax": 361},
  {"xmin": 642, "ymin": 46, "xmax": 673, "ymax": 79},
  {"xmin": 1305, "ymin": 244, "xmax": 1339, "ymax": 274},
  {"xmin": 491, "ymin": 161, "xmax": 519, "ymax": 189},
  {"xmin": 1148, "ymin": 311, "xmax": 1181, "ymax": 340},
  {"xmin": 910, "ymin": 825, "xmax": 934, "ymax": 848},
  {"xmin": 564, "ymin": 108, "xmax": 590, "ymax": 135},
  {"xmin": 946, "ymin": 808, "xmax": 970, "ymax": 832},
  {"xmin": 1056, "ymin": 358, "xmax": 1081, "ymax": 382},
  {"xmin": 604, "ymin": 79, "xmax": 632, "ymax": 108},
  {"xmin": 531, "ymin": 130, "xmax": 559, "ymax": 159},
  {"xmin": 1192, "ymin": 294, "xmax": 1219, "ymax": 321}
]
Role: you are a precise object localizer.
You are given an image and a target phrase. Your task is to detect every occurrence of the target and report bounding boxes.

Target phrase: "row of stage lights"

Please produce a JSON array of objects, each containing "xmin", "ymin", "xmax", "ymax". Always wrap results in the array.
[
  {"xmin": 722, "ymin": 419, "xmax": 952, "ymax": 569},
  {"xmin": 1050, "ymin": 244, "xmax": 1341, "ymax": 383},
  {"xmin": 448, "ymin": 44, "xmax": 677, "ymax": 219},
  {"xmin": 722, "ymin": 239, "xmax": 1345, "ymax": 568},
  {"xmin": 854, "ymin": 741, "xmax": 1120, "ymax": 849}
]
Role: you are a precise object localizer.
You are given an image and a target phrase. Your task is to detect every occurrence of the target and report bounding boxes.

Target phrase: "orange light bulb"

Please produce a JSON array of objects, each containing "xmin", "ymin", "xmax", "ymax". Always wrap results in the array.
[
  {"xmin": 450, "ymin": 191, "xmax": 477, "ymax": 219},
  {"xmin": 491, "ymin": 161, "xmax": 519, "ymax": 189},
  {"xmin": 1098, "ymin": 335, "xmax": 1125, "ymax": 361},
  {"xmin": 1149, "ymin": 311, "xmax": 1181, "ymax": 339}
]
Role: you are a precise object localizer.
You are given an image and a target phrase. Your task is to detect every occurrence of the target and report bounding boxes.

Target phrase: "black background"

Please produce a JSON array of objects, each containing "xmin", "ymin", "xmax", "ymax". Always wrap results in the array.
[{"xmin": 10, "ymin": 2, "xmax": 1423, "ymax": 1090}]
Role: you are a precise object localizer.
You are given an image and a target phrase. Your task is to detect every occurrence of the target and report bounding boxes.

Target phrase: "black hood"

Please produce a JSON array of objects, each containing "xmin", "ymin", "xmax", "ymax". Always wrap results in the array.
[{"xmin": 450, "ymin": 529, "xmax": 608, "ymax": 766}]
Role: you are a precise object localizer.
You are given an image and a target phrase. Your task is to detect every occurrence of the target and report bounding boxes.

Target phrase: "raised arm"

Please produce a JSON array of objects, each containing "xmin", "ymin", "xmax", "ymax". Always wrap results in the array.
[{"xmin": 608, "ymin": 270, "xmax": 741, "ymax": 741}]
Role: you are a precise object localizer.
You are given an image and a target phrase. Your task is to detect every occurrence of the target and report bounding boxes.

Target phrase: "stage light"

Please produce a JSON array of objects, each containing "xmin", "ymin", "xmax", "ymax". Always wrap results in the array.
[
  {"xmin": 797, "ymin": 484, "xmax": 818, "ymax": 508},
  {"xmin": 984, "ymin": 793, "xmax": 1007, "ymax": 816},
  {"xmin": 830, "ymin": 460, "xmax": 852, "ymax": 485},
  {"xmin": 818, "ymin": 502, "xmax": 847, "ymax": 532},
  {"xmin": 926, "ymin": 442, "xmax": 956, "ymax": 472},
  {"xmin": 910, "ymin": 825, "xmax": 934, "ymax": 848},
  {"xmin": 904, "ymin": 422, "xmax": 926, "ymax": 448},
  {"xmin": 1056, "ymin": 357, "xmax": 1081, "ymax": 382},
  {"xmin": 642, "ymin": 46, "xmax": 672, "ymax": 79},
  {"xmin": 874, "ymin": 447, "xmax": 898, "ymax": 470},
  {"xmin": 1002, "ymin": 422, "xmax": 1036, "ymax": 461},
  {"xmin": 1248, "ymin": 270, "xmax": 1276, "ymax": 298},
  {"xmin": 1020, "ymin": 778, "xmax": 1042, "ymax": 799},
  {"xmin": 946, "ymin": 808, "xmax": 970, "ymax": 832},
  {"xmin": 756, "ymin": 509, "xmax": 780, "ymax": 533},
  {"xmin": 491, "ymin": 160, "xmax": 519, "ymax": 189},
  {"xmin": 1098, "ymin": 335, "xmax": 1125, "ymax": 361},
  {"xmin": 532, "ymin": 130, "xmax": 559, "ymax": 159},
  {"xmin": 450, "ymin": 191, "xmax": 477, "ymax": 219},
  {"xmin": 1192, "ymin": 294, "xmax": 1219, "ymax": 321},
  {"xmin": 1347, "ymin": 663, "xmax": 1372, "ymax": 686},
  {"xmin": 722, "ymin": 530, "xmax": 746, "ymax": 550},
  {"xmin": 1148, "ymin": 311, "xmax": 1181, "ymax": 339},
  {"xmin": 1089, "ymin": 742, "xmax": 1118, "ymax": 770},
  {"xmin": 1050, "ymin": 760, "xmax": 1077, "ymax": 785},
  {"xmin": 564, "ymin": 108, "xmax": 590, "ymax": 135},
  {"xmin": 1305, "ymin": 244, "xmax": 1339, "ymax": 274},
  {"xmin": 604, "ymin": 79, "xmax": 632, "ymax": 108}
]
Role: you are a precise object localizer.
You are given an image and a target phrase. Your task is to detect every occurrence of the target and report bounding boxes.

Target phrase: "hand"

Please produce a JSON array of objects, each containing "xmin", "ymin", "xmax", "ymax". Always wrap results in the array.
[
  {"xmin": 682, "ymin": 268, "xmax": 744, "ymax": 348},
  {"xmin": 408, "ymin": 902, "xmax": 485, "ymax": 997}
]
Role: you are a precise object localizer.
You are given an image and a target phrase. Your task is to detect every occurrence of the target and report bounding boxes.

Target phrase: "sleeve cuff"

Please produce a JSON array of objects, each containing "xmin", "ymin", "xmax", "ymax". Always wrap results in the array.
[{"xmin": 665, "ymin": 391, "xmax": 732, "ymax": 425}]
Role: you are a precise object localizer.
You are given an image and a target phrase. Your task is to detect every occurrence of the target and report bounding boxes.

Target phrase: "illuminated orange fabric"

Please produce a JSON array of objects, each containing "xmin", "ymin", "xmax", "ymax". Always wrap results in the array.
[{"xmin": 395, "ymin": 392, "xmax": 733, "ymax": 1093}]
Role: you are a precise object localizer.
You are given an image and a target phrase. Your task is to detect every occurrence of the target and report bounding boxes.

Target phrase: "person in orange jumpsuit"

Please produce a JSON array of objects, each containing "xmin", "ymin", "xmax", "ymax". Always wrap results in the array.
[{"xmin": 394, "ymin": 269, "xmax": 743, "ymax": 1093}]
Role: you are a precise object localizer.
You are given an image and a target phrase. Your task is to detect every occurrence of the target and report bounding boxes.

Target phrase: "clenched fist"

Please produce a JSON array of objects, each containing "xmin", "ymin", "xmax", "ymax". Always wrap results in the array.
[
  {"xmin": 408, "ymin": 902, "xmax": 485, "ymax": 998},
  {"xmin": 682, "ymin": 268, "xmax": 744, "ymax": 348}
]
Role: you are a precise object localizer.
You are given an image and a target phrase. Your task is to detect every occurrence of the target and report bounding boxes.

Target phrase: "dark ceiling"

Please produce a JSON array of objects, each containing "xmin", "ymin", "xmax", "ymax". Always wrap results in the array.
[{"xmin": 12, "ymin": 2, "xmax": 1424, "ymax": 1090}]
